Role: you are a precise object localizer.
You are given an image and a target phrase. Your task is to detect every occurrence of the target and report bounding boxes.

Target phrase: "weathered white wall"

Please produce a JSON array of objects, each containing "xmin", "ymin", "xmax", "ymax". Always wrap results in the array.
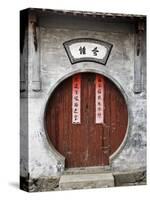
[{"xmin": 20, "ymin": 14, "xmax": 146, "ymax": 179}]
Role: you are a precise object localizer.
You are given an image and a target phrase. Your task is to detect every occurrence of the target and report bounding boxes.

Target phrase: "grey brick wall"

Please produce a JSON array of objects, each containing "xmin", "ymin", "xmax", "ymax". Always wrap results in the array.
[{"xmin": 20, "ymin": 11, "xmax": 146, "ymax": 179}]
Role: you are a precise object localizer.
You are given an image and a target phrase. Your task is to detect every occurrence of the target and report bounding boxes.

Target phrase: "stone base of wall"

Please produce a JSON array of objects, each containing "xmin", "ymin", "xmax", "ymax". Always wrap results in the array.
[
  {"xmin": 20, "ymin": 176, "xmax": 60, "ymax": 192},
  {"xmin": 113, "ymin": 170, "xmax": 146, "ymax": 186},
  {"xmin": 20, "ymin": 169, "xmax": 146, "ymax": 192}
]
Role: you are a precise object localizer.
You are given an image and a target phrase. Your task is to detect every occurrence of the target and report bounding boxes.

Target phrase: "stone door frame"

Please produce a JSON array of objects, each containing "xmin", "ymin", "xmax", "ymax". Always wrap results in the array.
[{"xmin": 43, "ymin": 67, "xmax": 131, "ymax": 172}]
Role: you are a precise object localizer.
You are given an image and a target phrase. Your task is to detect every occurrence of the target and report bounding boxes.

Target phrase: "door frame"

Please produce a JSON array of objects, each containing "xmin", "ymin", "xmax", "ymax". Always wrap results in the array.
[{"xmin": 43, "ymin": 68, "xmax": 131, "ymax": 170}]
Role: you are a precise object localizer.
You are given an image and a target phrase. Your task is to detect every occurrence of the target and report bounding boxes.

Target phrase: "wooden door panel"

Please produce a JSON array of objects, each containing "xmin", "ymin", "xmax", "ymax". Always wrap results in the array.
[
  {"xmin": 86, "ymin": 73, "xmax": 103, "ymax": 166},
  {"xmin": 45, "ymin": 72, "xmax": 128, "ymax": 168}
]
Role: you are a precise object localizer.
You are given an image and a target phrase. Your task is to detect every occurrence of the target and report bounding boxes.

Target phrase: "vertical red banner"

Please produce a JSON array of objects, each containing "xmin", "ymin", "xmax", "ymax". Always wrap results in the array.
[
  {"xmin": 95, "ymin": 75, "xmax": 104, "ymax": 124},
  {"xmin": 72, "ymin": 74, "xmax": 81, "ymax": 124}
]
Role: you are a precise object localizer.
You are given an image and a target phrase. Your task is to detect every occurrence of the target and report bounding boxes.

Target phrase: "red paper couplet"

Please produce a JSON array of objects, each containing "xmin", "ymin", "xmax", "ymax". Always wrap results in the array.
[
  {"xmin": 95, "ymin": 75, "xmax": 104, "ymax": 124},
  {"xmin": 72, "ymin": 74, "xmax": 81, "ymax": 124}
]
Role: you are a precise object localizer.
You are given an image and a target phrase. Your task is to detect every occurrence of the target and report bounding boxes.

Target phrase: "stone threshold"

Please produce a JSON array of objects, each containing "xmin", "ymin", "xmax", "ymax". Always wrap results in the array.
[
  {"xmin": 59, "ymin": 173, "xmax": 114, "ymax": 190},
  {"xmin": 64, "ymin": 166, "xmax": 111, "ymax": 175}
]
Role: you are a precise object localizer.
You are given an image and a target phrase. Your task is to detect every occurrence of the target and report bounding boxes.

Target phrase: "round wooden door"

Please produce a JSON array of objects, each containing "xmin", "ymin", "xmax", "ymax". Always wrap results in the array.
[{"xmin": 45, "ymin": 73, "xmax": 128, "ymax": 168}]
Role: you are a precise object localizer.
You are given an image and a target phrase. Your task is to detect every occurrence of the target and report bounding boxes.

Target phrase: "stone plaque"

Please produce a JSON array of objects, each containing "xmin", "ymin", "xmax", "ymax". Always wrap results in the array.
[{"xmin": 63, "ymin": 38, "xmax": 113, "ymax": 65}]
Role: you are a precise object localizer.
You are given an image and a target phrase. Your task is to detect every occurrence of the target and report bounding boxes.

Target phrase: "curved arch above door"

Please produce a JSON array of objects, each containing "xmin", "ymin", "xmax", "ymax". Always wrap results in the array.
[{"xmin": 44, "ymin": 72, "xmax": 128, "ymax": 168}]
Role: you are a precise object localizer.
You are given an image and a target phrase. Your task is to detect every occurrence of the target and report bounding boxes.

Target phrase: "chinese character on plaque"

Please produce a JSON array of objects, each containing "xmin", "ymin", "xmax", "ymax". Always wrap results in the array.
[
  {"xmin": 92, "ymin": 47, "xmax": 99, "ymax": 56},
  {"xmin": 79, "ymin": 46, "xmax": 86, "ymax": 55}
]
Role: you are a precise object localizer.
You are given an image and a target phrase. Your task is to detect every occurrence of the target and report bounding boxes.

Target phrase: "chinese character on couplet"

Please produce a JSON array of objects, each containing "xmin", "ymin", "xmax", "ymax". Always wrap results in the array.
[
  {"xmin": 97, "ymin": 113, "xmax": 101, "ymax": 118},
  {"xmin": 74, "ymin": 96, "xmax": 79, "ymax": 101},
  {"xmin": 98, "ymin": 89, "xmax": 102, "ymax": 93},
  {"xmin": 75, "ymin": 90, "xmax": 78, "ymax": 95},
  {"xmin": 74, "ymin": 77, "xmax": 79, "ymax": 82},
  {"xmin": 79, "ymin": 46, "xmax": 86, "ymax": 55},
  {"xmin": 74, "ymin": 83, "xmax": 79, "ymax": 89},
  {"xmin": 98, "ymin": 83, "xmax": 102, "ymax": 88},
  {"xmin": 98, "ymin": 95, "xmax": 101, "ymax": 100},
  {"xmin": 74, "ymin": 115, "xmax": 78, "ymax": 121},
  {"xmin": 98, "ymin": 107, "xmax": 101, "ymax": 111},
  {"xmin": 74, "ymin": 108, "xmax": 78, "ymax": 113},
  {"xmin": 92, "ymin": 47, "xmax": 99, "ymax": 56},
  {"xmin": 98, "ymin": 78, "xmax": 102, "ymax": 82},
  {"xmin": 98, "ymin": 102, "xmax": 101, "ymax": 106},
  {"xmin": 74, "ymin": 102, "xmax": 79, "ymax": 107}
]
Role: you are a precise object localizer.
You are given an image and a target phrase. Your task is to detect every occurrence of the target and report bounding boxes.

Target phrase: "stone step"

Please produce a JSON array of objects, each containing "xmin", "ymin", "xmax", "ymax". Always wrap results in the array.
[
  {"xmin": 59, "ymin": 173, "xmax": 114, "ymax": 190},
  {"xmin": 64, "ymin": 166, "xmax": 111, "ymax": 175}
]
